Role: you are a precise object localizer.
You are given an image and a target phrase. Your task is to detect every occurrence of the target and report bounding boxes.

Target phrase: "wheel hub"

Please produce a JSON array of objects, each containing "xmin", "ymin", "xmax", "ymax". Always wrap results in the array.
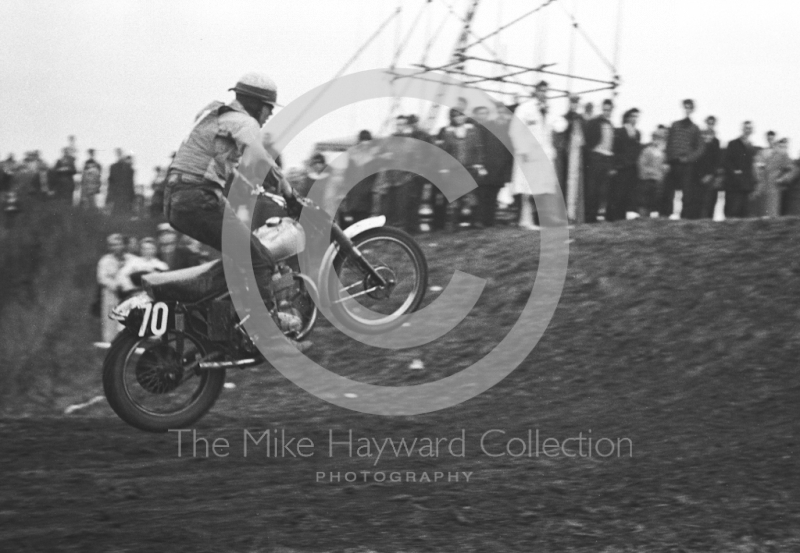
[
  {"xmin": 135, "ymin": 344, "xmax": 185, "ymax": 394},
  {"xmin": 365, "ymin": 266, "xmax": 396, "ymax": 300}
]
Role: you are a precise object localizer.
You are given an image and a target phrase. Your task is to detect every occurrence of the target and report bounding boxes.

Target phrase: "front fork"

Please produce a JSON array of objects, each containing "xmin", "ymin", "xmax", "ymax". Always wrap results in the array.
[{"xmin": 330, "ymin": 223, "xmax": 388, "ymax": 288}]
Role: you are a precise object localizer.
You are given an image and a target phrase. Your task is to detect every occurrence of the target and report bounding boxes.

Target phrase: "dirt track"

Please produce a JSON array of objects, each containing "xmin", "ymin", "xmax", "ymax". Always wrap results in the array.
[{"xmin": 2, "ymin": 219, "xmax": 800, "ymax": 552}]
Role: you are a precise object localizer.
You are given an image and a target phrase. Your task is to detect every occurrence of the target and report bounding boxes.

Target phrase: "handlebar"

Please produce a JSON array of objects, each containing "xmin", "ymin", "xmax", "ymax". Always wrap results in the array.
[
  {"xmin": 256, "ymin": 187, "xmax": 315, "ymax": 213},
  {"xmin": 257, "ymin": 189, "xmax": 286, "ymax": 207}
]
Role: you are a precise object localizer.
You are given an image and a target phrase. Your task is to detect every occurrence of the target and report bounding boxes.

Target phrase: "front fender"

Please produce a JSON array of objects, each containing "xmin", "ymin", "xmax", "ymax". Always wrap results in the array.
[{"xmin": 343, "ymin": 215, "xmax": 386, "ymax": 239}]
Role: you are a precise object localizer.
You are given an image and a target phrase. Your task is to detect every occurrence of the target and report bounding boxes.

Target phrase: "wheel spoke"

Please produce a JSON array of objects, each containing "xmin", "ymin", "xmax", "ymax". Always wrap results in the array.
[{"xmin": 334, "ymin": 285, "xmax": 382, "ymax": 303}]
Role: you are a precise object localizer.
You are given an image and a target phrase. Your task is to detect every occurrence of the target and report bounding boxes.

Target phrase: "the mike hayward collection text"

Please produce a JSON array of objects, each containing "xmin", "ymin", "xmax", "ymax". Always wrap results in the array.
[{"xmin": 169, "ymin": 429, "xmax": 634, "ymax": 461}]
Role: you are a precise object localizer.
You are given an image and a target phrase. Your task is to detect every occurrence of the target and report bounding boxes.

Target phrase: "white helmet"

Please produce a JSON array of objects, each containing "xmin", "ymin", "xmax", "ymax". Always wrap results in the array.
[{"xmin": 230, "ymin": 72, "xmax": 278, "ymax": 107}]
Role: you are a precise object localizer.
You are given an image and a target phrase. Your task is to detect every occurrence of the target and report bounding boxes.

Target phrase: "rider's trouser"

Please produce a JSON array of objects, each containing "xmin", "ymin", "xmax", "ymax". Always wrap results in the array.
[{"xmin": 163, "ymin": 173, "xmax": 276, "ymax": 301}]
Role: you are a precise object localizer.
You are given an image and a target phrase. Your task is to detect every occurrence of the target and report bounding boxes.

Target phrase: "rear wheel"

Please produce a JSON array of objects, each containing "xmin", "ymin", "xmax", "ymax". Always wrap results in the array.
[
  {"xmin": 328, "ymin": 227, "xmax": 427, "ymax": 334},
  {"xmin": 102, "ymin": 330, "xmax": 225, "ymax": 433}
]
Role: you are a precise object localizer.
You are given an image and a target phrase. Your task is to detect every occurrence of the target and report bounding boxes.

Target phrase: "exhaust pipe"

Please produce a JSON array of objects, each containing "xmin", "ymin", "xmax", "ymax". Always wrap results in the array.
[{"xmin": 199, "ymin": 358, "xmax": 260, "ymax": 369}]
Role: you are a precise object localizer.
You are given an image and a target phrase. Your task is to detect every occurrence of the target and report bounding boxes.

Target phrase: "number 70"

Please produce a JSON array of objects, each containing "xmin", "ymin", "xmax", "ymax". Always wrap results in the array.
[{"xmin": 138, "ymin": 302, "xmax": 169, "ymax": 337}]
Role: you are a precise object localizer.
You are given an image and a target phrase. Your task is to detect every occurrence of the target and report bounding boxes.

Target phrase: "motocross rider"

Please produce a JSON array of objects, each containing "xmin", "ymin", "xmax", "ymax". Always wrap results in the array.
[{"xmin": 164, "ymin": 72, "xmax": 308, "ymax": 351}]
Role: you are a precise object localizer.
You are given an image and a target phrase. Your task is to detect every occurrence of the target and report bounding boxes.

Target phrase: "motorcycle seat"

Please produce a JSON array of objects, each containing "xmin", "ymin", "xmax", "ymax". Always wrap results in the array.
[{"xmin": 142, "ymin": 260, "xmax": 228, "ymax": 302}]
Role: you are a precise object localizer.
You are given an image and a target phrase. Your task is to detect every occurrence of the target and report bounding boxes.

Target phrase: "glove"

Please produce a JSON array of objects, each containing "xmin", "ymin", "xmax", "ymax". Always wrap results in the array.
[{"xmin": 284, "ymin": 190, "xmax": 303, "ymax": 218}]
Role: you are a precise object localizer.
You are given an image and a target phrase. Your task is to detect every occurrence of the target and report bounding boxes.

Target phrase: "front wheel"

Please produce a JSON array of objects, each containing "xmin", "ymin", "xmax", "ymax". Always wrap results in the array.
[
  {"xmin": 102, "ymin": 330, "xmax": 225, "ymax": 433},
  {"xmin": 328, "ymin": 227, "xmax": 428, "ymax": 334}
]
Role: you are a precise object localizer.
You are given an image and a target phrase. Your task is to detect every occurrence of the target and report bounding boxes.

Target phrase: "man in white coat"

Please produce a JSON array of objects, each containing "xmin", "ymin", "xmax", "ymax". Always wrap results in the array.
[{"xmin": 508, "ymin": 81, "xmax": 561, "ymax": 229}]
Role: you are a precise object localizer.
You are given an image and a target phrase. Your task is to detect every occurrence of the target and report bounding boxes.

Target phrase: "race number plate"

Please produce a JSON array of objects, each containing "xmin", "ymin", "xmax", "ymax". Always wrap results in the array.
[{"xmin": 138, "ymin": 302, "xmax": 169, "ymax": 337}]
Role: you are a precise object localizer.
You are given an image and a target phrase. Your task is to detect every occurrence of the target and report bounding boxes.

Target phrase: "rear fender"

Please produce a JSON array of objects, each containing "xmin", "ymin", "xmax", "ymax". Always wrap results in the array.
[{"xmin": 112, "ymin": 294, "xmax": 183, "ymax": 338}]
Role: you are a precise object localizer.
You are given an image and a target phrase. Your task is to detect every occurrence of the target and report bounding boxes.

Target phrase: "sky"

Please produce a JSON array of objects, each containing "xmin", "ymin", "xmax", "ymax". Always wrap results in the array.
[{"xmin": 1, "ymin": 0, "xmax": 799, "ymax": 185}]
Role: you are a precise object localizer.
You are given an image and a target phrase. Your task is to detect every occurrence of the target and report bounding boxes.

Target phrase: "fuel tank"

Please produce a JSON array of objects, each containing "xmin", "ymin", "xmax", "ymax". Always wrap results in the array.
[{"xmin": 253, "ymin": 217, "xmax": 306, "ymax": 262}]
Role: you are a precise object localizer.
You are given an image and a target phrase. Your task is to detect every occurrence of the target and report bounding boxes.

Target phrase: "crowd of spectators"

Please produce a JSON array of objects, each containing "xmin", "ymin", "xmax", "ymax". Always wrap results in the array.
[
  {"xmin": 0, "ymin": 140, "xmax": 156, "ymax": 226},
  {"xmin": 319, "ymin": 83, "xmax": 800, "ymax": 231},
  {"xmin": 6, "ymin": 90, "xmax": 798, "ymax": 235}
]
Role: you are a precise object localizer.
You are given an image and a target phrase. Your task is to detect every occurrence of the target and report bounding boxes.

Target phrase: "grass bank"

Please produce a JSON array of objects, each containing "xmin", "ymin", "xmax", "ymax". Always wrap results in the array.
[{"xmin": 0, "ymin": 203, "xmax": 157, "ymax": 414}]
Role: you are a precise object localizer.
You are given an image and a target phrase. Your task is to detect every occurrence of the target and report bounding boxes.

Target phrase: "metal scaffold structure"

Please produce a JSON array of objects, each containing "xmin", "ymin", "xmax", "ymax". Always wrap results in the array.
[
  {"xmin": 315, "ymin": 0, "xmax": 624, "ymax": 147},
  {"xmin": 383, "ymin": 0, "xmax": 624, "ymax": 128}
]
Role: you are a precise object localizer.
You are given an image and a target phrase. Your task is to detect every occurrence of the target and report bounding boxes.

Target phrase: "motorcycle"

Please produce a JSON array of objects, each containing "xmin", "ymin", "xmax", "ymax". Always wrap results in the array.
[{"xmin": 103, "ymin": 190, "xmax": 428, "ymax": 432}]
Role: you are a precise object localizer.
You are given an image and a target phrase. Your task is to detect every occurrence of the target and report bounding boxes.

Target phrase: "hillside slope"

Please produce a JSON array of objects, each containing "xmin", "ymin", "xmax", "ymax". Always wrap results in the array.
[{"xmin": 2, "ymin": 217, "xmax": 799, "ymax": 552}]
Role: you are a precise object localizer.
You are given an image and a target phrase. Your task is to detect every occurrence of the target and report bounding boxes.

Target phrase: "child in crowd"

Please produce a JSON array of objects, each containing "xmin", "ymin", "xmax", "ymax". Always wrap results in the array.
[{"xmin": 637, "ymin": 127, "xmax": 670, "ymax": 218}]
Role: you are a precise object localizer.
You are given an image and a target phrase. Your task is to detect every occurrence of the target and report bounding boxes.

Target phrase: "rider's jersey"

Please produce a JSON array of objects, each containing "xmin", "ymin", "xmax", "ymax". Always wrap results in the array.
[{"xmin": 170, "ymin": 99, "xmax": 264, "ymax": 188}]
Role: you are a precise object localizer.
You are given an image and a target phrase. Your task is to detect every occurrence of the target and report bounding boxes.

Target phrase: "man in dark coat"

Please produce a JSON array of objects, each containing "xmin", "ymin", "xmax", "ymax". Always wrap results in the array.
[
  {"xmin": 472, "ymin": 106, "xmax": 513, "ymax": 227},
  {"xmin": 665, "ymin": 99, "xmax": 705, "ymax": 218},
  {"xmin": 695, "ymin": 116, "xmax": 724, "ymax": 219},
  {"xmin": 149, "ymin": 166, "xmax": 167, "ymax": 220},
  {"xmin": 0, "ymin": 154, "xmax": 14, "ymax": 193},
  {"xmin": 723, "ymin": 121, "xmax": 757, "ymax": 218},
  {"xmin": 583, "ymin": 99, "xmax": 616, "ymax": 222},
  {"xmin": 51, "ymin": 148, "xmax": 77, "ymax": 203},
  {"xmin": 436, "ymin": 109, "xmax": 485, "ymax": 231},
  {"xmin": 607, "ymin": 108, "xmax": 642, "ymax": 222},
  {"xmin": 107, "ymin": 149, "xmax": 135, "ymax": 215},
  {"xmin": 14, "ymin": 151, "xmax": 49, "ymax": 202},
  {"xmin": 402, "ymin": 115, "xmax": 432, "ymax": 233},
  {"xmin": 375, "ymin": 115, "xmax": 431, "ymax": 234}
]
